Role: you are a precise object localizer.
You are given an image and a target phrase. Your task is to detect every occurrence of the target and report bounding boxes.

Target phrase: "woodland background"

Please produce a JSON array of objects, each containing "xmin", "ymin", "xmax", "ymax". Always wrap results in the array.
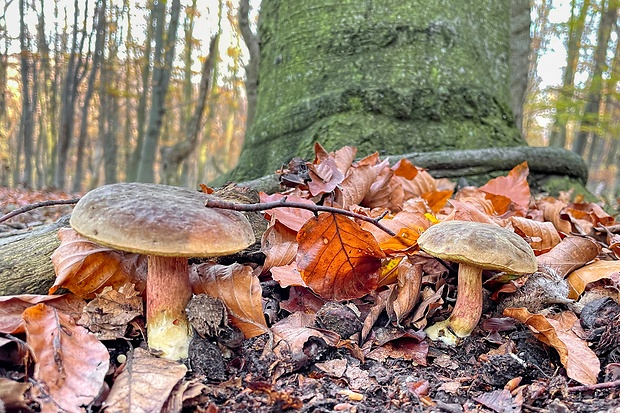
[{"xmin": 1, "ymin": 0, "xmax": 620, "ymax": 203}]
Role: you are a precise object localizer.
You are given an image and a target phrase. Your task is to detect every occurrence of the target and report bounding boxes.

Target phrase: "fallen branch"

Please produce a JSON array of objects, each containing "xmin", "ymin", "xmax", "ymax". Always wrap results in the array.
[
  {"xmin": 567, "ymin": 380, "xmax": 620, "ymax": 393},
  {"xmin": 0, "ymin": 198, "xmax": 80, "ymax": 224},
  {"xmin": 205, "ymin": 198, "xmax": 397, "ymax": 236}
]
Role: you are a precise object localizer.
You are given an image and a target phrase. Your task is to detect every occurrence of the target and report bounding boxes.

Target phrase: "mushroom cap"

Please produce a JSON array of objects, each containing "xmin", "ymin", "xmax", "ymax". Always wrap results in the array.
[
  {"xmin": 417, "ymin": 220, "xmax": 537, "ymax": 274},
  {"xmin": 70, "ymin": 182, "xmax": 255, "ymax": 257}
]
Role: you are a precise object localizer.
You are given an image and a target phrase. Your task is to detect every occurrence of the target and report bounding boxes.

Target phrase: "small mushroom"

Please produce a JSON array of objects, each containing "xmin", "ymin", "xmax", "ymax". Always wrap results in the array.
[
  {"xmin": 70, "ymin": 183, "xmax": 254, "ymax": 360},
  {"xmin": 417, "ymin": 220, "xmax": 536, "ymax": 345}
]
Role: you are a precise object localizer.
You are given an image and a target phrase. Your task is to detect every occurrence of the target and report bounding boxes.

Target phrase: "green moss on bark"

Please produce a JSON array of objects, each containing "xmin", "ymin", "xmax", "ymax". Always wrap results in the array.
[{"xmin": 229, "ymin": 0, "xmax": 523, "ymax": 181}]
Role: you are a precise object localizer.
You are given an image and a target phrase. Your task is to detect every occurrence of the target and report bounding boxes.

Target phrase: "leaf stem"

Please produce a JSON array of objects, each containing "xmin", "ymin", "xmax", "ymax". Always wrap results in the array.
[{"xmin": 205, "ymin": 198, "xmax": 396, "ymax": 236}]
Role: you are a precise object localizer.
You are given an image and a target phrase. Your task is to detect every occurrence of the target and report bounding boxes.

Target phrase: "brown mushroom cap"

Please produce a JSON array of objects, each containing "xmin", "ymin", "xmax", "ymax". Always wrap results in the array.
[
  {"xmin": 70, "ymin": 182, "xmax": 255, "ymax": 257},
  {"xmin": 417, "ymin": 220, "xmax": 537, "ymax": 274}
]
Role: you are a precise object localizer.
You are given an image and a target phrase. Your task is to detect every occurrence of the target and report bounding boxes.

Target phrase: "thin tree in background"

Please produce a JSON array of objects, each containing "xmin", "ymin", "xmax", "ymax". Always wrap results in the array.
[
  {"xmin": 55, "ymin": 0, "xmax": 89, "ymax": 189},
  {"xmin": 238, "ymin": 0, "xmax": 259, "ymax": 132},
  {"xmin": 161, "ymin": 34, "xmax": 218, "ymax": 185},
  {"xmin": 136, "ymin": 0, "xmax": 181, "ymax": 183},
  {"xmin": 18, "ymin": 0, "xmax": 34, "ymax": 187},
  {"xmin": 73, "ymin": 0, "xmax": 106, "ymax": 192},
  {"xmin": 572, "ymin": 0, "xmax": 619, "ymax": 157},
  {"xmin": 549, "ymin": 0, "xmax": 592, "ymax": 148},
  {"xmin": 0, "ymin": 1, "xmax": 12, "ymax": 186}
]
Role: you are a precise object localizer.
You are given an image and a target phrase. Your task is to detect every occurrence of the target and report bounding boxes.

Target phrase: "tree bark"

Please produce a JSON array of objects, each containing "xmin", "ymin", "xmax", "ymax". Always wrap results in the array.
[
  {"xmin": 19, "ymin": 0, "xmax": 34, "ymax": 187},
  {"xmin": 229, "ymin": 0, "xmax": 524, "ymax": 182},
  {"xmin": 509, "ymin": 0, "xmax": 531, "ymax": 134}
]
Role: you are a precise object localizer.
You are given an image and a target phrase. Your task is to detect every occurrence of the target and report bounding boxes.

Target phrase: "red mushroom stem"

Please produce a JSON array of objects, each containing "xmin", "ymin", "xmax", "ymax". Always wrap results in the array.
[
  {"xmin": 448, "ymin": 264, "xmax": 483, "ymax": 336},
  {"xmin": 146, "ymin": 255, "xmax": 193, "ymax": 360}
]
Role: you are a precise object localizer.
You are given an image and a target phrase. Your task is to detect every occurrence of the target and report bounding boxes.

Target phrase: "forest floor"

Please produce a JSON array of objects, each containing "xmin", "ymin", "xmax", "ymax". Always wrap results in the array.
[{"xmin": 1, "ymin": 180, "xmax": 619, "ymax": 413}]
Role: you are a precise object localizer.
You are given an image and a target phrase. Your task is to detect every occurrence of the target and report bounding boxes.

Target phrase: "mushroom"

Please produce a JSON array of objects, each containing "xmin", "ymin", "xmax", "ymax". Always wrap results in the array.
[
  {"xmin": 70, "ymin": 182, "xmax": 254, "ymax": 360},
  {"xmin": 417, "ymin": 220, "xmax": 536, "ymax": 345}
]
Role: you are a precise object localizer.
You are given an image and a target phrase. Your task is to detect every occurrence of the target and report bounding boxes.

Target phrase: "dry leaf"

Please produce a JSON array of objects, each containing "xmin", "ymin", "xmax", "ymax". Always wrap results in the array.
[
  {"xmin": 511, "ymin": 216, "xmax": 561, "ymax": 254},
  {"xmin": 23, "ymin": 303, "xmax": 109, "ymax": 412},
  {"xmin": 386, "ymin": 261, "xmax": 422, "ymax": 325},
  {"xmin": 538, "ymin": 197, "xmax": 572, "ymax": 234},
  {"xmin": 0, "ymin": 294, "xmax": 85, "ymax": 334},
  {"xmin": 78, "ymin": 285, "xmax": 143, "ymax": 340},
  {"xmin": 103, "ymin": 348, "xmax": 187, "ymax": 412},
  {"xmin": 261, "ymin": 218, "xmax": 299, "ymax": 275},
  {"xmin": 536, "ymin": 236, "xmax": 600, "ymax": 278},
  {"xmin": 0, "ymin": 377, "xmax": 31, "ymax": 411},
  {"xmin": 479, "ymin": 161, "xmax": 531, "ymax": 214},
  {"xmin": 297, "ymin": 213, "xmax": 385, "ymax": 300},
  {"xmin": 272, "ymin": 312, "xmax": 340, "ymax": 356},
  {"xmin": 50, "ymin": 228, "xmax": 147, "ymax": 298},
  {"xmin": 503, "ymin": 308, "xmax": 600, "ymax": 385},
  {"xmin": 270, "ymin": 263, "xmax": 306, "ymax": 288},
  {"xmin": 566, "ymin": 260, "xmax": 620, "ymax": 299},
  {"xmin": 191, "ymin": 262, "xmax": 269, "ymax": 338},
  {"xmin": 260, "ymin": 192, "xmax": 315, "ymax": 232},
  {"xmin": 422, "ymin": 189, "xmax": 453, "ymax": 214},
  {"xmin": 337, "ymin": 164, "xmax": 380, "ymax": 208}
]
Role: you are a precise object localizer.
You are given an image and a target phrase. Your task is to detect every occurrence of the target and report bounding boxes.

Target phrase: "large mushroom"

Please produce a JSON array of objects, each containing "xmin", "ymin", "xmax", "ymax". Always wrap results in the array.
[
  {"xmin": 417, "ymin": 220, "xmax": 537, "ymax": 345},
  {"xmin": 70, "ymin": 182, "xmax": 254, "ymax": 360}
]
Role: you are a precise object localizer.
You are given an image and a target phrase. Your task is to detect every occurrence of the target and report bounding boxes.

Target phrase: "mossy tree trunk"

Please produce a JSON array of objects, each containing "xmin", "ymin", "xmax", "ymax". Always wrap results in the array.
[{"xmin": 229, "ymin": 0, "xmax": 525, "ymax": 181}]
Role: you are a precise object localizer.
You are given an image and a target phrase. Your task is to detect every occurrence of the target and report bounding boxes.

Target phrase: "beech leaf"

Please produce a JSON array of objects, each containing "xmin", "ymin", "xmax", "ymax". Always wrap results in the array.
[
  {"xmin": 536, "ymin": 236, "xmax": 600, "ymax": 278},
  {"xmin": 0, "ymin": 294, "xmax": 85, "ymax": 334},
  {"xmin": 479, "ymin": 161, "xmax": 531, "ymax": 213},
  {"xmin": 503, "ymin": 308, "xmax": 600, "ymax": 385},
  {"xmin": 261, "ymin": 218, "xmax": 299, "ymax": 275},
  {"xmin": 510, "ymin": 216, "xmax": 561, "ymax": 254},
  {"xmin": 272, "ymin": 312, "xmax": 340, "ymax": 356},
  {"xmin": 566, "ymin": 260, "xmax": 620, "ymax": 299},
  {"xmin": 23, "ymin": 303, "xmax": 109, "ymax": 412},
  {"xmin": 190, "ymin": 262, "xmax": 269, "ymax": 338},
  {"xmin": 50, "ymin": 228, "xmax": 147, "ymax": 298},
  {"xmin": 103, "ymin": 348, "xmax": 187, "ymax": 412},
  {"xmin": 297, "ymin": 213, "xmax": 385, "ymax": 300}
]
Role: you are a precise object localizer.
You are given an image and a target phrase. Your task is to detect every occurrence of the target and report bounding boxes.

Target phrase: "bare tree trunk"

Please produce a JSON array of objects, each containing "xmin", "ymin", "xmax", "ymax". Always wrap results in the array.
[
  {"xmin": 126, "ymin": 5, "xmax": 154, "ymax": 182},
  {"xmin": 548, "ymin": 0, "xmax": 591, "ymax": 148},
  {"xmin": 509, "ymin": 0, "xmax": 530, "ymax": 135},
  {"xmin": 161, "ymin": 35, "xmax": 218, "ymax": 185},
  {"xmin": 572, "ymin": 0, "xmax": 618, "ymax": 157},
  {"xmin": 73, "ymin": 0, "xmax": 106, "ymax": 192},
  {"xmin": 54, "ymin": 0, "xmax": 89, "ymax": 189},
  {"xmin": 136, "ymin": 0, "xmax": 181, "ymax": 183},
  {"xmin": 19, "ymin": 0, "xmax": 34, "ymax": 187},
  {"xmin": 238, "ymin": 0, "xmax": 259, "ymax": 132}
]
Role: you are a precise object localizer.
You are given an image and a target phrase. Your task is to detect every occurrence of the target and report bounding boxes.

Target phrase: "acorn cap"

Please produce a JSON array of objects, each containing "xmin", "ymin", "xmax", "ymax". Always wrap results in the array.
[
  {"xmin": 417, "ymin": 220, "xmax": 537, "ymax": 274},
  {"xmin": 70, "ymin": 182, "xmax": 254, "ymax": 257}
]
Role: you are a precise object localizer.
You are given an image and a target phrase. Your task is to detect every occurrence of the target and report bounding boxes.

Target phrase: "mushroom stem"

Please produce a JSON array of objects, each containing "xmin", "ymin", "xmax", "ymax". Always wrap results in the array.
[
  {"xmin": 146, "ymin": 255, "xmax": 193, "ymax": 360},
  {"xmin": 425, "ymin": 264, "xmax": 483, "ymax": 345}
]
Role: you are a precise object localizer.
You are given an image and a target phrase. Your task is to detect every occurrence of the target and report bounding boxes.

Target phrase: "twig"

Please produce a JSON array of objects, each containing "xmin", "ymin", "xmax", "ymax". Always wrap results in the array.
[
  {"xmin": 205, "ymin": 198, "xmax": 397, "ymax": 236},
  {"xmin": 567, "ymin": 379, "xmax": 620, "ymax": 393},
  {"xmin": 0, "ymin": 198, "xmax": 80, "ymax": 224}
]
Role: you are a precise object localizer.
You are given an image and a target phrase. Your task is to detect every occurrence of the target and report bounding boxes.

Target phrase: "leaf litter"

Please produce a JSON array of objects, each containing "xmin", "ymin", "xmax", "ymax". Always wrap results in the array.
[{"xmin": 0, "ymin": 143, "xmax": 619, "ymax": 411}]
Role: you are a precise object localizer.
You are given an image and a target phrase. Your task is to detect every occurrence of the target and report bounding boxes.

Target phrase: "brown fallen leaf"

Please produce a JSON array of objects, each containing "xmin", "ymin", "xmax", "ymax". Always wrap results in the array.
[
  {"xmin": 511, "ymin": 216, "xmax": 561, "ymax": 254},
  {"xmin": 191, "ymin": 262, "xmax": 269, "ymax": 338},
  {"xmin": 23, "ymin": 303, "xmax": 109, "ymax": 412},
  {"xmin": 473, "ymin": 388, "xmax": 523, "ymax": 413},
  {"xmin": 566, "ymin": 260, "xmax": 620, "ymax": 299},
  {"xmin": 386, "ymin": 260, "xmax": 422, "ymax": 325},
  {"xmin": 479, "ymin": 161, "xmax": 531, "ymax": 215},
  {"xmin": 297, "ymin": 213, "xmax": 385, "ymax": 301},
  {"xmin": 538, "ymin": 197, "xmax": 572, "ymax": 234},
  {"xmin": 271, "ymin": 312, "xmax": 340, "ymax": 357},
  {"xmin": 261, "ymin": 218, "xmax": 299, "ymax": 275},
  {"xmin": 337, "ymin": 163, "xmax": 380, "ymax": 208},
  {"xmin": 536, "ymin": 236, "xmax": 600, "ymax": 278},
  {"xmin": 0, "ymin": 377, "xmax": 31, "ymax": 411},
  {"xmin": 50, "ymin": 228, "xmax": 147, "ymax": 298},
  {"xmin": 103, "ymin": 347, "xmax": 187, "ymax": 412},
  {"xmin": 78, "ymin": 284, "xmax": 143, "ymax": 340},
  {"xmin": 0, "ymin": 294, "xmax": 85, "ymax": 334},
  {"xmin": 503, "ymin": 308, "xmax": 600, "ymax": 385},
  {"xmin": 259, "ymin": 192, "xmax": 315, "ymax": 232}
]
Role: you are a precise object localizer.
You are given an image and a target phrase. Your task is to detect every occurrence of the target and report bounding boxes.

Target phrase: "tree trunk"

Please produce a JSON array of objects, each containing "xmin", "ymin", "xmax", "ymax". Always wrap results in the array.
[
  {"xmin": 136, "ymin": 0, "xmax": 181, "ymax": 183},
  {"xmin": 549, "ymin": 0, "xmax": 591, "ymax": 149},
  {"xmin": 161, "ymin": 35, "xmax": 218, "ymax": 186},
  {"xmin": 55, "ymin": 0, "xmax": 88, "ymax": 189},
  {"xmin": 19, "ymin": 0, "xmax": 34, "ymax": 187},
  {"xmin": 229, "ymin": 0, "xmax": 524, "ymax": 182},
  {"xmin": 572, "ymin": 0, "xmax": 618, "ymax": 157},
  {"xmin": 238, "ymin": 0, "xmax": 259, "ymax": 132},
  {"xmin": 509, "ymin": 0, "xmax": 531, "ymax": 135},
  {"xmin": 73, "ymin": 0, "xmax": 106, "ymax": 193}
]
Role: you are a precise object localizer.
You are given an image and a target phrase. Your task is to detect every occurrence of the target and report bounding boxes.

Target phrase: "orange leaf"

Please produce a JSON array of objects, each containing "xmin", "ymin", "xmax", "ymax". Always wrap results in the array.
[
  {"xmin": 190, "ymin": 262, "xmax": 269, "ymax": 338},
  {"xmin": 421, "ymin": 189, "xmax": 453, "ymax": 214},
  {"xmin": 379, "ymin": 227, "xmax": 422, "ymax": 255},
  {"xmin": 510, "ymin": 216, "xmax": 561, "ymax": 254},
  {"xmin": 537, "ymin": 197, "xmax": 572, "ymax": 234},
  {"xmin": 566, "ymin": 260, "xmax": 620, "ymax": 299},
  {"xmin": 392, "ymin": 158, "xmax": 419, "ymax": 180},
  {"xmin": 297, "ymin": 213, "xmax": 385, "ymax": 300},
  {"xmin": 50, "ymin": 228, "xmax": 147, "ymax": 298},
  {"xmin": 261, "ymin": 218, "xmax": 299, "ymax": 275},
  {"xmin": 503, "ymin": 308, "xmax": 599, "ymax": 385},
  {"xmin": 23, "ymin": 303, "xmax": 109, "ymax": 411},
  {"xmin": 480, "ymin": 161, "xmax": 531, "ymax": 213},
  {"xmin": 536, "ymin": 236, "xmax": 600, "ymax": 278}
]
